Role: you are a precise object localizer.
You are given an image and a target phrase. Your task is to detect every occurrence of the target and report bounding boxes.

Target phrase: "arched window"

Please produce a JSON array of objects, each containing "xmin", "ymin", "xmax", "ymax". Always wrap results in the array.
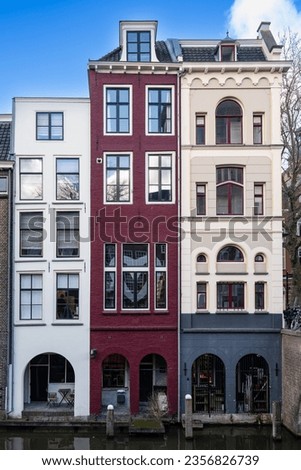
[
  {"xmin": 217, "ymin": 245, "xmax": 244, "ymax": 262},
  {"xmin": 255, "ymin": 253, "xmax": 264, "ymax": 262},
  {"xmin": 216, "ymin": 166, "xmax": 243, "ymax": 215},
  {"xmin": 197, "ymin": 254, "xmax": 207, "ymax": 262},
  {"xmin": 216, "ymin": 100, "xmax": 242, "ymax": 144}
]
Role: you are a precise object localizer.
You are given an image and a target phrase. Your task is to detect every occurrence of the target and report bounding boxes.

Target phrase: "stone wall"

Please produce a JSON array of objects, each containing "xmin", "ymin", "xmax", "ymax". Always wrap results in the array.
[{"xmin": 282, "ymin": 329, "xmax": 301, "ymax": 436}]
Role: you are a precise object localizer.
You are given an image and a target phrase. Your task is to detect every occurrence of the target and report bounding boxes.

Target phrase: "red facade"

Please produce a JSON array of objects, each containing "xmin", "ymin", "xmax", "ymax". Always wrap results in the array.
[{"xmin": 89, "ymin": 70, "xmax": 179, "ymax": 415}]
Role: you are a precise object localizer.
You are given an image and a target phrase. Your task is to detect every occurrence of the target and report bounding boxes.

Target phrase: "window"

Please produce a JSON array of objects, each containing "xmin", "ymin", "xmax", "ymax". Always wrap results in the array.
[
  {"xmin": 196, "ymin": 115, "xmax": 205, "ymax": 144},
  {"xmin": 104, "ymin": 244, "xmax": 116, "ymax": 309},
  {"xmin": 217, "ymin": 245, "xmax": 244, "ymax": 262},
  {"xmin": 254, "ymin": 183, "xmax": 264, "ymax": 215},
  {"xmin": 20, "ymin": 274, "xmax": 42, "ymax": 320},
  {"xmin": 106, "ymin": 154, "xmax": 130, "ymax": 203},
  {"xmin": 197, "ymin": 283, "xmax": 207, "ymax": 309},
  {"xmin": 148, "ymin": 154, "xmax": 172, "ymax": 202},
  {"xmin": 123, "ymin": 244, "xmax": 148, "ymax": 309},
  {"xmin": 155, "ymin": 244, "xmax": 167, "ymax": 309},
  {"xmin": 0, "ymin": 176, "xmax": 8, "ymax": 195},
  {"xmin": 216, "ymin": 100, "xmax": 242, "ymax": 144},
  {"xmin": 197, "ymin": 254, "xmax": 207, "ymax": 262},
  {"xmin": 216, "ymin": 167, "xmax": 243, "ymax": 215},
  {"xmin": 217, "ymin": 283, "xmax": 245, "ymax": 310},
  {"xmin": 148, "ymin": 88, "xmax": 172, "ymax": 134},
  {"xmin": 255, "ymin": 253, "xmax": 264, "ymax": 262},
  {"xmin": 20, "ymin": 212, "xmax": 44, "ymax": 257},
  {"xmin": 253, "ymin": 115, "xmax": 263, "ymax": 144},
  {"xmin": 49, "ymin": 355, "xmax": 74, "ymax": 383},
  {"xmin": 103, "ymin": 354, "xmax": 127, "ymax": 388},
  {"xmin": 106, "ymin": 88, "xmax": 130, "ymax": 133},
  {"xmin": 56, "ymin": 158, "xmax": 79, "ymax": 200},
  {"xmin": 127, "ymin": 31, "xmax": 151, "ymax": 62},
  {"xmin": 56, "ymin": 273, "xmax": 79, "ymax": 320},
  {"xmin": 196, "ymin": 184, "xmax": 206, "ymax": 215},
  {"xmin": 20, "ymin": 158, "xmax": 42, "ymax": 200},
  {"xmin": 56, "ymin": 212, "xmax": 79, "ymax": 257},
  {"xmin": 255, "ymin": 282, "xmax": 265, "ymax": 310},
  {"xmin": 221, "ymin": 45, "xmax": 235, "ymax": 61},
  {"xmin": 36, "ymin": 112, "xmax": 63, "ymax": 140}
]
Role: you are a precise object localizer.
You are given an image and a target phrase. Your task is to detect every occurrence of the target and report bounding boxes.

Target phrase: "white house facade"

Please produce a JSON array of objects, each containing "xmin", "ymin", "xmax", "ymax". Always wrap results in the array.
[{"xmin": 10, "ymin": 97, "xmax": 90, "ymax": 418}]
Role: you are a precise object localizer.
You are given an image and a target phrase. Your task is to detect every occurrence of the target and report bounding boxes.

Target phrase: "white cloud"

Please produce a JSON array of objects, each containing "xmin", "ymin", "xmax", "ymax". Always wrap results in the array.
[{"xmin": 228, "ymin": 0, "xmax": 301, "ymax": 38}]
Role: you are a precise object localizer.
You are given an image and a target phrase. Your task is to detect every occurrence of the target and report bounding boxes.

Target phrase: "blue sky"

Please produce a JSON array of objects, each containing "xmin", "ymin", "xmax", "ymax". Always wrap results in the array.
[{"xmin": 1, "ymin": 0, "xmax": 301, "ymax": 113}]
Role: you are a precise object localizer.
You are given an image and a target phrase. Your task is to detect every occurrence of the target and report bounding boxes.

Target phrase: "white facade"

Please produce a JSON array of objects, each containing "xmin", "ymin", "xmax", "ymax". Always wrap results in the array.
[
  {"xmin": 11, "ymin": 98, "xmax": 90, "ymax": 418},
  {"xmin": 180, "ymin": 30, "xmax": 288, "ymax": 316}
]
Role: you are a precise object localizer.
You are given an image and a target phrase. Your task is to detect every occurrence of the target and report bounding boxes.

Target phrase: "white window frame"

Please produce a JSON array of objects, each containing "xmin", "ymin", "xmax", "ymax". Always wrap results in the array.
[
  {"xmin": 154, "ymin": 243, "xmax": 168, "ymax": 311},
  {"xmin": 145, "ymin": 85, "xmax": 175, "ymax": 136},
  {"xmin": 0, "ymin": 176, "xmax": 8, "ymax": 195},
  {"xmin": 145, "ymin": 152, "xmax": 175, "ymax": 204},
  {"xmin": 103, "ymin": 152, "xmax": 133, "ymax": 204},
  {"xmin": 122, "ymin": 243, "xmax": 149, "ymax": 311},
  {"xmin": 104, "ymin": 243, "xmax": 117, "ymax": 311},
  {"xmin": 18, "ymin": 272, "xmax": 43, "ymax": 322},
  {"xmin": 54, "ymin": 271, "xmax": 80, "ymax": 322},
  {"xmin": 103, "ymin": 85, "xmax": 133, "ymax": 136}
]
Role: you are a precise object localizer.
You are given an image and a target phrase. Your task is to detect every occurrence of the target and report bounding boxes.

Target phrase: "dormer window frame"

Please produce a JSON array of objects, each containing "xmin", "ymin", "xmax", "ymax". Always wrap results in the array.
[
  {"xmin": 218, "ymin": 39, "xmax": 238, "ymax": 62},
  {"xmin": 119, "ymin": 21, "xmax": 159, "ymax": 63}
]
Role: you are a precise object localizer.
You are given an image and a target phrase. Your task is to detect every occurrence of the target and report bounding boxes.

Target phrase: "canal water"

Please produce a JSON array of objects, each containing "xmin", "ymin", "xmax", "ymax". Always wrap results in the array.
[{"xmin": 0, "ymin": 425, "xmax": 300, "ymax": 450}]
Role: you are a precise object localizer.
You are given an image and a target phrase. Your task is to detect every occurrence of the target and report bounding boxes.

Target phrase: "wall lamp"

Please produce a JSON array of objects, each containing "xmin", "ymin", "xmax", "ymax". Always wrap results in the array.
[{"xmin": 90, "ymin": 348, "xmax": 97, "ymax": 359}]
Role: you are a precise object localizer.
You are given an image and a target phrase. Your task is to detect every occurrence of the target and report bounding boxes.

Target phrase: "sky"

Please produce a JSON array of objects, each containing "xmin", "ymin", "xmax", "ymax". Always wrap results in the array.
[{"xmin": 1, "ymin": 0, "xmax": 301, "ymax": 113}]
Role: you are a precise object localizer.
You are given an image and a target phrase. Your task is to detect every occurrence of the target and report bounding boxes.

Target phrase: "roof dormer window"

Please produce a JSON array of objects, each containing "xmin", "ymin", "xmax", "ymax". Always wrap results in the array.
[
  {"xmin": 127, "ymin": 31, "xmax": 151, "ymax": 62},
  {"xmin": 221, "ymin": 44, "xmax": 235, "ymax": 61}
]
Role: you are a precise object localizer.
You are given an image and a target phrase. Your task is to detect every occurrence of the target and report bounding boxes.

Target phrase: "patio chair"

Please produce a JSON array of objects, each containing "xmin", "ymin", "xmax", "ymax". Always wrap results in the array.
[{"xmin": 47, "ymin": 392, "xmax": 58, "ymax": 407}]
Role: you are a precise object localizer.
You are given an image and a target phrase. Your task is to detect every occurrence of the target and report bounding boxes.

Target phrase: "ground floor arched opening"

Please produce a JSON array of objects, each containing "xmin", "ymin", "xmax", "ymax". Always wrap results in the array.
[
  {"xmin": 24, "ymin": 353, "xmax": 75, "ymax": 407},
  {"xmin": 101, "ymin": 354, "xmax": 130, "ymax": 409},
  {"xmin": 139, "ymin": 354, "xmax": 167, "ymax": 411},
  {"xmin": 236, "ymin": 354, "xmax": 269, "ymax": 413},
  {"xmin": 192, "ymin": 353, "xmax": 225, "ymax": 414}
]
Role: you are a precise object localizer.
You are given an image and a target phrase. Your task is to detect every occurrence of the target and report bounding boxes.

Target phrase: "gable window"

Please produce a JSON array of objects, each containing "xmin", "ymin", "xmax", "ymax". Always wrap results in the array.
[
  {"xmin": 216, "ymin": 167, "xmax": 243, "ymax": 215},
  {"xmin": 56, "ymin": 273, "xmax": 79, "ymax": 320},
  {"xmin": 197, "ymin": 282, "xmax": 207, "ymax": 309},
  {"xmin": 104, "ymin": 244, "xmax": 116, "ymax": 310},
  {"xmin": 148, "ymin": 88, "xmax": 172, "ymax": 134},
  {"xmin": 217, "ymin": 245, "xmax": 244, "ymax": 262},
  {"xmin": 253, "ymin": 115, "xmax": 263, "ymax": 144},
  {"xmin": 20, "ymin": 212, "xmax": 44, "ymax": 257},
  {"xmin": 254, "ymin": 183, "xmax": 264, "ymax": 215},
  {"xmin": 20, "ymin": 158, "xmax": 43, "ymax": 200},
  {"xmin": 217, "ymin": 282, "xmax": 245, "ymax": 310},
  {"xmin": 196, "ymin": 184, "xmax": 206, "ymax": 215},
  {"xmin": 36, "ymin": 112, "xmax": 63, "ymax": 140},
  {"xmin": 196, "ymin": 115, "xmax": 205, "ymax": 144},
  {"xmin": 127, "ymin": 31, "xmax": 151, "ymax": 62},
  {"xmin": 56, "ymin": 212, "xmax": 79, "ymax": 258},
  {"xmin": 20, "ymin": 274, "xmax": 42, "ymax": 320},
  {"xmin": 122, "ymin": 244, "xmax": 148, "ymax": 309},
  {"xmin": 255, "ymin": 282, "xmax": 265, "ymax": 310},
  {"xmin": 148, "ymin": 154, "xmax": 172, "ymax": 202},
  {"xmin": 56, "ymin": 158, "xmax": 79, "ymax": 200},
  {"xmin": 216, "ymin": 100, "xmax": 242, "ymax": 144},
  {"xmin": 106, "ymin": 154, "xmax": 131, "ymax": 203},
  {"xmin": 0, "ymin": 176, "xmax": 8, "ymax": 195},
  {"xmin": 155, "ymin": 243, "xmax": 167, "ymax": 309},
  {"xmin": 255, "ymin": 253, "xmax": 264, "ymax": 262},
  {"xmin": 106, "ymin": 87, "xmax": 130, "ymax": 133}
]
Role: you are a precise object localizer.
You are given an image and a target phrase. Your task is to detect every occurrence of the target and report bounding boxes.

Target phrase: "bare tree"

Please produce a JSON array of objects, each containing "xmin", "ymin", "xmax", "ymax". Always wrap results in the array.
[{"xmin": 281, "ymin": 29, "xmax": 301, "ymax": 303}]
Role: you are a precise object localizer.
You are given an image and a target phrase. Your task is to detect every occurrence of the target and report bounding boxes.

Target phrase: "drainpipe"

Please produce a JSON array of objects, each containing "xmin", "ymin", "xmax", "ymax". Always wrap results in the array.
[{"xmin": 7, "ymin": 165, "xmax": 14, "ymax": 414}]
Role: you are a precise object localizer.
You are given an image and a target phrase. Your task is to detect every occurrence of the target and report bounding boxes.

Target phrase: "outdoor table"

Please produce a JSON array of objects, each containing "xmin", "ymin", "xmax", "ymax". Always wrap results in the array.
[{"xmin": 58, "ymin": 388, "xmax": 71, "ymax": 406}]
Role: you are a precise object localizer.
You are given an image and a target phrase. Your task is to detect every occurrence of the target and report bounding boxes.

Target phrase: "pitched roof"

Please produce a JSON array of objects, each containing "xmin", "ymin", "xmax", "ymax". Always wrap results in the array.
[
  {"xmin": 0, "ymin": 121, "xmax": 11, "ymax": 160},
  {"xmin": 99, "ymin": 41, "xmax": 172, "ymax": 62}
]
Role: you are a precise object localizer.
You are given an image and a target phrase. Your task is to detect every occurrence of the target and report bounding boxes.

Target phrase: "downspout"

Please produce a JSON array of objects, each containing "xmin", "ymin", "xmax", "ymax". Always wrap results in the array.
[{"xmin": 7, "ymin": 165, "xmax": 14, "ymax": 414}]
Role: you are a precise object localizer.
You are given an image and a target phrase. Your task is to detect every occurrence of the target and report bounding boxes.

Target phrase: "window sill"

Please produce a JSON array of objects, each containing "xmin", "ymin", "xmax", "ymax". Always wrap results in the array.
[
  {"xmin": 254, "ymin": 310, "xmax": 268, "ymax": 314},
  {"xmin": 215, "ymin": 310, "xmax": 249, "ymax": 314},
  {"xmin": 52, "ymin": 321, "xmax": 84, "ymax": 325},
  {"xmin": 195, "ymin": 310, "xmax": 210, "ymax": 314},
  {"xmin": 253, "ymin": 272, "xmax": 268, "ymax": 275},
  {"xmin": 15, "ymin": 322, "xmax": 46, "ymax": 326}
]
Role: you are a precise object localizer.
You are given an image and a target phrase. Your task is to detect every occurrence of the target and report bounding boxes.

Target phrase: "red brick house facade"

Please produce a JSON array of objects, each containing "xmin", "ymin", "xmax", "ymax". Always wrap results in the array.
[{"xmin": 88, "ymin": 21, "xmax": 179, "ymax": 415}]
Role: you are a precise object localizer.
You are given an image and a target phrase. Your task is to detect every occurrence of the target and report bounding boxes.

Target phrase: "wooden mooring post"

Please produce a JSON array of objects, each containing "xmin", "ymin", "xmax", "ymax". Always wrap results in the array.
[
  {"xmin": 272, "ymin": 401, "xmax": 282, "ymax": 441},
  {"xmin": 106, "ymin": 404, "xmax": 114, "ymax": 438},
  {"xmin": 185, "ymin": 394, "xmax": 193, "ymax": 440}
]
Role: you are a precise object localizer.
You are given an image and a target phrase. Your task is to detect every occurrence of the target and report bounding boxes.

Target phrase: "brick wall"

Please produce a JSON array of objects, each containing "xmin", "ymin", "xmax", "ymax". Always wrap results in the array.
[{"xmin": 282, "ymin": 330, "xmax": 301, "ymax": 436}]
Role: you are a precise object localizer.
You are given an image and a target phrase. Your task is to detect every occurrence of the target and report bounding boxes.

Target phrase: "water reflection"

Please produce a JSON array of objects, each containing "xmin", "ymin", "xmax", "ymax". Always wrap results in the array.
[{"xmin": 0, "ymin": 425, "xmax": 300, "ymax": 450}]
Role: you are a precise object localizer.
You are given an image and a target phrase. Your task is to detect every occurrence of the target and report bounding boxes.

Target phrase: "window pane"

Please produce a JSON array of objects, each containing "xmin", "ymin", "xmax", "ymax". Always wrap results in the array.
[
  {"xmin": 156, "ymin": 272, "xmax": 166, "ymax": 308},
  {"xmin": 105, "ymin": 272, "xmax": 115, "ymax": 309},
  {"xmin": 231, "ymin": 185, "xmax": 243, "ymax": 214},
  {"xmin": 105, "ymin": 244, "xmax": 116, "ymax": 267},
  {"xmin": 123, "ymin": 244, "xmax": 148, "ymax": 267},
  {"xmin": 51, "ymin": 113, "xmax": 63, "ymax": 126},
  {"xmin": 57, "ymin": 159, "xmax": 78, "ymax": 173},
  {"xmin": 197, "ymin": 283, "xmax": 206, "ymax": 309},
  {"xmin": 20, "ymin": 159, "xmax": 42, "ymax": 173},
  {"xmin": 37, "ymin": 114, "xmax": 49, "ymax": 126},
  {"xmin": 20, "ymin": 175, "xmax": 43, "ymax": 200},
  {"xmin": 156, "ymin": 244, "xmax": 166, "ymax": 267}
]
